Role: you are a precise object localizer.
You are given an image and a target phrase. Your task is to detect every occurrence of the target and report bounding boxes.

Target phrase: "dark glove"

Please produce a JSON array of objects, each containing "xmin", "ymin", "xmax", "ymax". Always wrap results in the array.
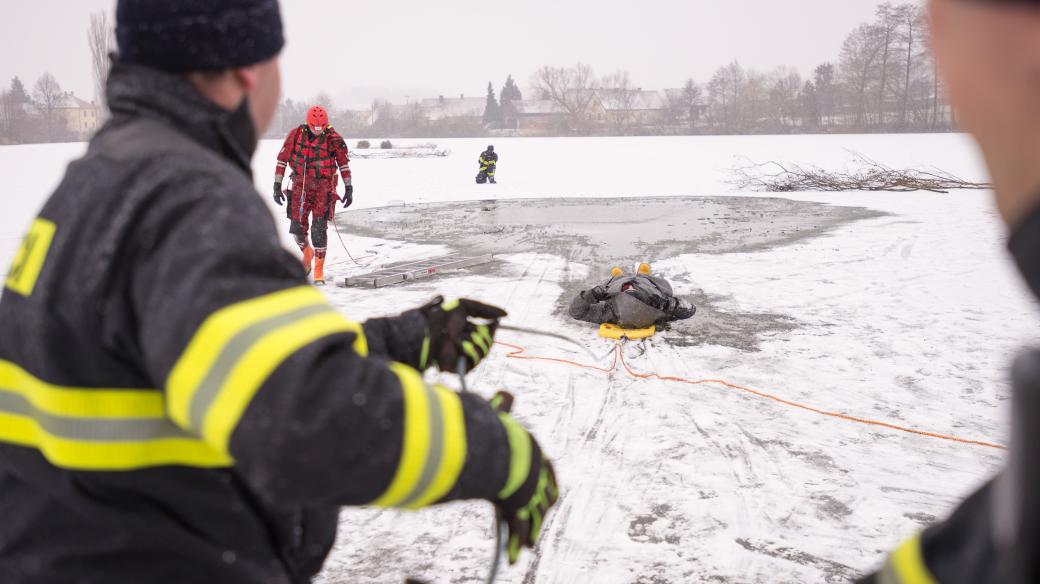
[
  {"xmin": 590, "ymin": 285, "xmax": 609, "ymax": 301},
  {"xmin": 273, "ymin": 182, "xmax": 285, "ymax": 206},
  {"xmin": 342, "ymin": 184, "xmax": 354, "ymax": 208},
  {"xmin": 418, "ymin": 296, "xmax": 507, "ymax": 373},
  {"xmin": 491, "ymin": 390, "xmax": 560, "ymax": 565},
  {"xmin": 671, "ymin": 298, "xmax": 696, "ymax": 320}
]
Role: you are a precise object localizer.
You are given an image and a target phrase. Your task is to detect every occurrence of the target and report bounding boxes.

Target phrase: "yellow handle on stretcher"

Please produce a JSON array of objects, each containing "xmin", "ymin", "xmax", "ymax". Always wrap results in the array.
[{"xmin": 599, "ymin": 323, "xmax": 656, "ymax": 340}]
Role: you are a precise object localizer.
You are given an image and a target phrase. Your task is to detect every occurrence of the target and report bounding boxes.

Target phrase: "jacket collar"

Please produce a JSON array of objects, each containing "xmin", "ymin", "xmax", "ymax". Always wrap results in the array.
[{"xmin": 105, "ymin": 61, "xmax": 255, "ymax": 175}]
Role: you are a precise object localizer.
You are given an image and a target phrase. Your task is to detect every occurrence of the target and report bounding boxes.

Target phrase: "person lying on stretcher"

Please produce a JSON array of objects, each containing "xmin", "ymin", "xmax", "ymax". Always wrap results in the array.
[{"xmin": 569, "ymin": 263, "xmax": 696, "ymax": 329}]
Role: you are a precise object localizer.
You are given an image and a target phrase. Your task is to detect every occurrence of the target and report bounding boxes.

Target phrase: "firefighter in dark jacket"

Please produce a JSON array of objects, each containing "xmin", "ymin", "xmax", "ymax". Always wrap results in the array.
[
  {"xmin": 476, "ymin": 145, "xmax": 498, "ymax": 184},
  {"xmin": 858, "ymin": 1, "xmax": 1040, "ymax": 582},
  {"xmin": 0, "ymin": 2, "xmax": 558, "ymax": 583},
  {"xmin": 570, "ymin": 264, "xmax": 696, "ymax": 329},
  {"xmin": 273, "ymin": 105, "xmax": 350, "ymax": 285}
]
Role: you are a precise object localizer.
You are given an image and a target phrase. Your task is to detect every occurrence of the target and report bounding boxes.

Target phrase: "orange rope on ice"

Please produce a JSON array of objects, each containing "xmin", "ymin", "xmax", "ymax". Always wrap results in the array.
[
  {"xmin": 495, "ymin": 339, "xmax": 1007, "ymax": 451},
  {"xmin": 496, "ymin": 341, "xmax": 618, "ymax": 374}
]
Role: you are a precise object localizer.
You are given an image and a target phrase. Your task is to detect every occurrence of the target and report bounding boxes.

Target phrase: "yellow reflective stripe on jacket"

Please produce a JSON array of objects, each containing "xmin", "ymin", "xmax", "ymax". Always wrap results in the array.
[
  {"xmin": 5, "ymin": 218, "xmax": 56, "ymax": 297},
  {"xmin": 882, "ymin": 534, "xmax": 938, "ymax": 584},
  {"xmin": 0, "ymin": 360, "xmax": 229, "ymax": 470},
  {"xmin": 167, "ymin": 286, "xmax": 367, "ymax": 454},
  {"xmin": 371, "ymin": 362, "xmax": 467, "ymax": 510}
]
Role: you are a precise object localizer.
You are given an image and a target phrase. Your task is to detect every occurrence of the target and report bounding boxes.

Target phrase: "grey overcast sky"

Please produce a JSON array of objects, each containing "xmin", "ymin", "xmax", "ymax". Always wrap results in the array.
[{"xmin": 1, "ymin": 0, "xmax": 912, "ymax": 109}]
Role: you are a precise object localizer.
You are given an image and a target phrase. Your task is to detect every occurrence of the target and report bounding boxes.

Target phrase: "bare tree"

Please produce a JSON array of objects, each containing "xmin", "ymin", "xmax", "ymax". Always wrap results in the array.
[
  {"xmin": 802, "ymin": 63, "xmax": 836, "ymax": 128},
  {"xmin": 874, "ymin": 3, "xmax": 900, "ymax": 128},
  {"xmin": 33, "ymin": 73, "xmax": 65, "ymax": 141},
  {"xmin": 840, "ymin": 24, "xmax": 884, "ymax": 128},
  {"xmin": 88, "ymin": 12, "xmax": 114, "ymax": 110},
  {"xmin": 706, "ymin": 61, "xmax": 745, "ymax": 133},
  {"xmin": 893, "ymin": 4, "xmax": 926, "ymax": 129},
  {"xmin": 0, "ymin": 90, "xmax": 11, "ymax": 142},
  {"xmin": 680, "ymin": 79, "xmax": 702, "ymax": 133},
  {"xmin": 599, "ymin": 70, "xmax": 638, "ymax": 134},
  {"xmin": 530, "ymin": 63, "xmax": 597, "ymax": 134},
  {"xmin": 743, "ymin": 68, "xmax": 770, "ymax": 131},
  {"xmin": 768, "ymin": 68, "xmax": 802, "ymax": 130},
  {"xmin": 662, "ymin": 79, "xmax": 702, "ymax": 134}
]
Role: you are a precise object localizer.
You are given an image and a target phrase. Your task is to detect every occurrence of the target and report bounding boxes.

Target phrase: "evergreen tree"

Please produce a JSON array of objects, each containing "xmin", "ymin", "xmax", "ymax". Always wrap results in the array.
[
  {"xmin": 500, "ymin": 74, "xmax": 523, "ymax": 106},
  {"xmin": 483, "ymin": 81, "xmax": 502, "ymax": 126},
  {"xmin": 10, "ymin": 77, "xmax": 28, "ymax": 104}
]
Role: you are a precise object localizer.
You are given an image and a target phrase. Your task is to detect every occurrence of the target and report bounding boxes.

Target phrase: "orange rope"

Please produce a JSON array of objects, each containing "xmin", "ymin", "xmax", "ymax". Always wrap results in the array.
[
  {"xmin": 496, "ymin": 341, "xmax": 618, "ymax": 374},
  {"xmin": 495, "ymin": 339, "xmax": 1007, "ymax": 451}
]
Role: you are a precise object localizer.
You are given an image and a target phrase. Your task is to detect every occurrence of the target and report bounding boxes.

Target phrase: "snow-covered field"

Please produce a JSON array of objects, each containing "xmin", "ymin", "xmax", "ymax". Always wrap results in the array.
[{"xmin": 2, "ymin": 134, "xmax": 1036, "ymax": 583}]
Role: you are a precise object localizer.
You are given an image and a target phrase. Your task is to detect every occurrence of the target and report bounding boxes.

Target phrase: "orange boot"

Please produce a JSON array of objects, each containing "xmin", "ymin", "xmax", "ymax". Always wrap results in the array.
[
  {"xmin": 313, "ymin": 257, "xmax": 325, "ymax": 286},
  {"xmin": 302, "ymin": 246, "xmax": 314, "ymax": 276}
]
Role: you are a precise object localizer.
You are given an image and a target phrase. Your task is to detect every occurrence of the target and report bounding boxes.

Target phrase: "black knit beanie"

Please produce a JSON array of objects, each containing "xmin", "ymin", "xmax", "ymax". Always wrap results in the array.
[{"xmin": 116, "ymin": 0, "xmax": 284, "ymax": 73}]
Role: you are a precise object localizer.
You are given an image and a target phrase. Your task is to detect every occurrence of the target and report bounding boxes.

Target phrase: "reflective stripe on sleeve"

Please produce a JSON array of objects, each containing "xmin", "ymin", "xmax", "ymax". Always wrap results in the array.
[
  {"xmin": 167, "ymin": 286, "xmax": 368, "ymax": 454},
  {"xmin": 370, "ymin": 362, "xmax": 467, "ymax": 510},
  {"xmin": 882, "ymin": 534, "xmax": 938, "ymax": 584}
]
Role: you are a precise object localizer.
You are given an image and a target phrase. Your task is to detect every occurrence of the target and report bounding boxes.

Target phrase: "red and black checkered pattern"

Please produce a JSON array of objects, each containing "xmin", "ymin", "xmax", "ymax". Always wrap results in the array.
[{"xmin": 275, "ymin": 125, "xmax": 351, "ymax": 184}]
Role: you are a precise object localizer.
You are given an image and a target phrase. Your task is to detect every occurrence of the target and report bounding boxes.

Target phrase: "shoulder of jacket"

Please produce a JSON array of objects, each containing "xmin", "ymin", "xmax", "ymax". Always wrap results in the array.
[{"xmin": 327, "ymin": 127, "xmax": 346, "ymax": 142}]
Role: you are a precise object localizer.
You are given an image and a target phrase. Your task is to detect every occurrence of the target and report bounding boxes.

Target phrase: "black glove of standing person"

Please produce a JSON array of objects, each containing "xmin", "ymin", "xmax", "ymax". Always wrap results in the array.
[
  {"xmin": 418, "ymin": 296, "xmax": 506, "ymax": 373},
  {"xmin": 273, "ymin": 182, "xmax": 285, "ymax": 206},
  {"xmin": 591, "ymin": 285, "xmax": 609, "ymax": 301},
  {"xmin": 490, "ymin": 390, "xmax": 560, "ymax": 565},
  {"xmin": 342, "ymin": 184, "xmax": 354, "ymax": 208}
]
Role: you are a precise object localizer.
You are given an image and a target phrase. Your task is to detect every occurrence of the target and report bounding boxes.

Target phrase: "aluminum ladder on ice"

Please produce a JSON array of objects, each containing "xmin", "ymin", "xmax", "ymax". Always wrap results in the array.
[{"xmin": 342, "ymin": 253, "xmax": 494, "ymax": 288}]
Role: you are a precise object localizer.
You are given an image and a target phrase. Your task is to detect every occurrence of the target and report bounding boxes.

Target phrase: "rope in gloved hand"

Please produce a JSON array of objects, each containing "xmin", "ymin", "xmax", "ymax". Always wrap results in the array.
[
  {"xmin": 455, "ymin": 357, "xmax": 510, "ymax": 584},
  {"xmin": 493, "ymin": 339, "xmax": 1006, "ymax": 451}
]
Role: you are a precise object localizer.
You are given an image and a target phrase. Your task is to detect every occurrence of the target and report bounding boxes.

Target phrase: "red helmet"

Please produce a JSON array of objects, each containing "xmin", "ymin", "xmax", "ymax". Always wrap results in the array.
[{"xmin": 306, "ymin": 105, "xmax": 328, "ymax": 128}]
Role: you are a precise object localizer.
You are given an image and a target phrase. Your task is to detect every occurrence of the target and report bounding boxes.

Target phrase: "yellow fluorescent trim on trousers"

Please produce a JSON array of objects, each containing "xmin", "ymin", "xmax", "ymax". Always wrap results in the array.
[
  {"xmin": 5, "ymin": 218, "xmax": 56, "ymax": 297},
  {"xmin": 0, "ymin": 412, "xmax": 230, "ymax": 471},
  {"xmin": 166, "ymin": 286, "xmax": 367, "ymax": 431},
  {"xmin": 0, "ymin": 361, "xmax": 164, "ymax": 419},
  {"xmin": 889, "ymin": 534, "xmax": 938, "ymax": 584},
  {"xmin": 371, "ymin": 363, "xmax": 467, "ymax": 509},
  {"xmin": 201, "ymin": 312, "xmax": 365, "ymax": 453}
]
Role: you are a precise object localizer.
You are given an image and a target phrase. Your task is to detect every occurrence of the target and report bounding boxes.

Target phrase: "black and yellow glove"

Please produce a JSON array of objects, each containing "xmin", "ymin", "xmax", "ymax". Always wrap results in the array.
[
  {"xmin": 418, "ymin": 296, "xmax": 506, "ymax": 373},
  {"xmin": 491, "ymin": 391, "xmax": 560, "ymax": 565}
]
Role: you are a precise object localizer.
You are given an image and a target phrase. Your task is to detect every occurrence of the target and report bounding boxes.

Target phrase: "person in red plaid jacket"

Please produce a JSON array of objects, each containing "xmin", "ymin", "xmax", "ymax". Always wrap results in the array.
[{"xmin": 273, "ymin": 105, "xmax": 352, "ymax": 285}]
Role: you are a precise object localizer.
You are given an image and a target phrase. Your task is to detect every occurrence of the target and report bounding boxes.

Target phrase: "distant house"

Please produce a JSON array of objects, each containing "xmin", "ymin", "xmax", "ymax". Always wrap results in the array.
[
  {"xmin": 503, "ymin": 99, "xmax": 569, "ymax": 134},
  {"xmin": 419, "ymin": 95, "xmax": 486, "ymax": 123},
  {"xmin": 54, "ymin": 93, "xmax": 101, "ymax": 138},
  {"xmin": 594, "ymin": 89, "xmax": 668, "ymax": 128}
]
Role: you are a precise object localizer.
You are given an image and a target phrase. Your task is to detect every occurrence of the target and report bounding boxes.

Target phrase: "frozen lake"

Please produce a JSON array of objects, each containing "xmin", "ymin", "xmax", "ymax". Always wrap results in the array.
[{"xmin": 1, "ymin": 134, "xmax": 1034, "ymax": 583}]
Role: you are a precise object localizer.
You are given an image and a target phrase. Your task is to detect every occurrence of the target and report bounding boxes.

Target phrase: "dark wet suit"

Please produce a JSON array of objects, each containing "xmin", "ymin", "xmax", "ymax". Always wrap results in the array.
[{"xmin": 569, "ymin": 274, "xmax": 695, "ymax": 329}]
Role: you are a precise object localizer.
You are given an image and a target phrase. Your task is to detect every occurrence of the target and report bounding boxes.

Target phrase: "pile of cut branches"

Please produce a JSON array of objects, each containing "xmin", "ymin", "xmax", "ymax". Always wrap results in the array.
[{"xmin": 730, "ymin": 151, "xmax": 990, "ymax": 194}]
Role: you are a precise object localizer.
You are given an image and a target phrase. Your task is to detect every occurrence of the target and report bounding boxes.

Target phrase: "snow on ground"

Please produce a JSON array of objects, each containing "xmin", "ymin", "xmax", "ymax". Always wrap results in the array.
[{"xmin": 1, "ymin": 134, "xmax": 1035, "ymax": 583}]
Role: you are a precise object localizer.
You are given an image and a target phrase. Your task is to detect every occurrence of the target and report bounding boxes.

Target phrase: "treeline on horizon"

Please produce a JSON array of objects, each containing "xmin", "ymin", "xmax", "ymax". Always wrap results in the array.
[{"xmin": 0, "ymin": 3, "xmax": 950, "ymax": 144}]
